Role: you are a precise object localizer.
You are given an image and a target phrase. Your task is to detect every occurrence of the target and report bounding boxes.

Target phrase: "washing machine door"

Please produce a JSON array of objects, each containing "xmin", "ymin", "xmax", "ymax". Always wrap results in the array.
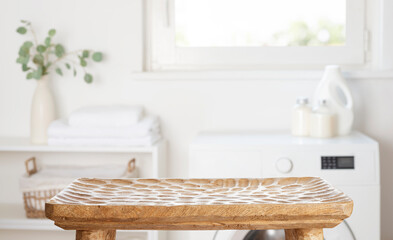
[{"xmin": 213, "ymin": 221, "xmax": 356, "ymax": 240}]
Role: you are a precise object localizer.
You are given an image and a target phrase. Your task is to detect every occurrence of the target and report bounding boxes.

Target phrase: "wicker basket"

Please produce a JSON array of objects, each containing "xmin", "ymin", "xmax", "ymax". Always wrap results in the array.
[{"xmin": 20, "ymin": 157, "xmax": 137, "ymax": 218}]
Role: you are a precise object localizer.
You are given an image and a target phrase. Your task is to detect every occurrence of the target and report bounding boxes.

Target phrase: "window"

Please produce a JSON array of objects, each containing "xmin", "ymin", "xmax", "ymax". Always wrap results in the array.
[{"xmin": 145, "ymin": 0, "xmax": 365, "ymax": 71}]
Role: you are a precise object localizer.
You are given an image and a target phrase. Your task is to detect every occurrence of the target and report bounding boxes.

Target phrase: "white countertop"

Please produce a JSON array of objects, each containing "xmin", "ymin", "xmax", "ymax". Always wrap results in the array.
[{"xmin": 191, "ymin": 131, "xmax": 378, "ymax": 147}]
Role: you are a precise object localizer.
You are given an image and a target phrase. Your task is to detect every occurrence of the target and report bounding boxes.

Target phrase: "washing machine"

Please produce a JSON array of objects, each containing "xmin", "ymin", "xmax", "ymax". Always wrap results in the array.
[{"xmin": 188, "ymin": 131, "xmax": 380, "ymax": 240}]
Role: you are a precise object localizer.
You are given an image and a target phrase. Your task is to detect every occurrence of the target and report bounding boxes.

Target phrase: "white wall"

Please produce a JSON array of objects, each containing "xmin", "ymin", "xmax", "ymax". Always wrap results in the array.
[{"xmin": 0, "ymin": 0, "xmax": 392, "ymax": 239}]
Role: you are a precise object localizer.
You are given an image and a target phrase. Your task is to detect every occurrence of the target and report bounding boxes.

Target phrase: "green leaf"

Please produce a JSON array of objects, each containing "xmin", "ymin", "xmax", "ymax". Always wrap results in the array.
[
  {"xmin": 80, "ymin": 58, "xmax": 87, "ymax": 67},
  {"xmin": 18, "ymin": 45, "xmax": 30, "ymax": 57},
  {"xmin": 26, "ymin": 72, "xmax": 33, "ymax": 80},
  {"xmin": 17, "ymin": 27, "xmax": 27, "ymax": 34},
  {"xmin": 32, "ymin": 67, "xmax": 43, "ymax": 80},
  {"xmin": 32, "ymin": 54, "xmax": 44, "ymax": 65},
  {"xmin": 19, "ymin": 42, "xmax": 33, "ymax": 57},
  {"xmin": 22, "ymin": 64, "xmax": 30, "ymax": 72},
  {"xmin": 55, "ymin": 68, "xmax": 63, "ymax": 76},
  {"xmin": 36, "ymin": 45, "xmax": 46, "ymax": 53},
  {"xmin": 73, "ymin": 68, "xmax": 77, "ymax": 77},
  {"xmin": 20, "ymin": 20, "xmax": 30, "ymax": 25},
  {"xmin": 45, "ymin": 37, "xmax": 51, "ymax": 47},
  {"xmin": 92, "ymin": 52, "xmax": 103, "ymax": 62},
  {"xmin": 18, "ymin": 49, "xmax": 27, "ymax": 57},
  {"xmin": 55, "ymin": 44, "xmax": 65, "ymax": 57},
  {"xmin": 16, "ymin": 56, "xmax": 29, "ymax": 64},
  {"xmin": 65, "ymin": 63, "xmax": 71, "ymax": 69},
  {"xmin": 48, "ymin": 29, "xmax": 56, "ymax": 37},
  {"xmin": 23, "ymin": 41, "xmax": 33, "ymax": 48},
  {"xmin": 82, "ymin": 50, "xmax": 89, "ymax": 58},
  {"xmin": 84, "ymin": 73, "xmax": 93, "ymax": 83}
]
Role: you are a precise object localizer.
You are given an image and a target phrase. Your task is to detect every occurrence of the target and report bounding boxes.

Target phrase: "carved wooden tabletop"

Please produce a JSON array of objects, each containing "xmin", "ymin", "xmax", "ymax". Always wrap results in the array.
[{"xmin": 45, "ymin": 177, "xmax": 353, "ymax": 240}]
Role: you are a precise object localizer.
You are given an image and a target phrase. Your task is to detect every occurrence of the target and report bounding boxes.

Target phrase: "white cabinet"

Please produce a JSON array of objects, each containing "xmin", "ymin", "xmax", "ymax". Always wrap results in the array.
[{"xmin": 0, "ymin": 137, "xmax": 167, "ymax": 240}]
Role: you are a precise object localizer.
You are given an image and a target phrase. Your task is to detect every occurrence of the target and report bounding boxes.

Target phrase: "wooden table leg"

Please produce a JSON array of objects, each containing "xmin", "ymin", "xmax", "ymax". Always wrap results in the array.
[
  {"xmin": 285, "ymin": 228, "xmax": 323, "ymax": 240},
  {"xmin": 76, "ymin": 230, "xmax": 116, "ymax": 240}
]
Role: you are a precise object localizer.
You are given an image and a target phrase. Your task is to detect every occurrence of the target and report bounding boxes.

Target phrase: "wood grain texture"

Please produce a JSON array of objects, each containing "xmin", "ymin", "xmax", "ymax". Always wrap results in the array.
[
  {"xmin": 285, "ymin": 228, "xmax": 323, "ymax": 240},
  {"xmin": 45, "ymin": 177, "xmax": 353, "ymax": 231},
  {"xmin": 76, "ymin": 230, "xmax": 116, "ymax": 240}
]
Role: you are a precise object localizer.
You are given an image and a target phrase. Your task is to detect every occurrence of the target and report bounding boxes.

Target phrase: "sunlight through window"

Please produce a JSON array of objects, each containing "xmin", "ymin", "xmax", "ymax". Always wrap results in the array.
[{"xmin": 175, "ymin": 0, "xmax": 346, "ymax": 47}]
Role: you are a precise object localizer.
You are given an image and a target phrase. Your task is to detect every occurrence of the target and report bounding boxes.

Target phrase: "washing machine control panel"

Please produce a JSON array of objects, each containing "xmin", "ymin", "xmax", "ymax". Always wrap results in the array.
[{"xmin": 321, "ymin": 156, "xmax": 355, "ymax": 169}]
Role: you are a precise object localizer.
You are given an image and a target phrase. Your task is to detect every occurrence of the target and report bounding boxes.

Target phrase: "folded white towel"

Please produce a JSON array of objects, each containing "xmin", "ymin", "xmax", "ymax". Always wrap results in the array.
[
  {"xmin": 48, "ymin": 116, "xmax": 159, "ymax": 139},
  {"xmin": 48, "ymin": 134, "xmax": 161, "ymax": 146},
  {"xmin": 69, "ymin": 105, "xmax": 144, "ymax": 127}
]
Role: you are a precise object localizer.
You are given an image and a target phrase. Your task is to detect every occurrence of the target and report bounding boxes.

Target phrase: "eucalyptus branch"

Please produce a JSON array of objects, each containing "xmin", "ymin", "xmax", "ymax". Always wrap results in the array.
[
  {"xmin": 16, "ymin": 20, "xmax": 103, "ymax": 83},
  {"xmin": 44, "ymin": 45, "xmax": 54, "ymax": 63},
  {"xmin": 29, "ymin": 24, "xmax": 39, "ymax": 46},
  {"xmin": 49, "ymin": 50, "xmax": 83, "ymax": 70},
  {"xmin": 66, "ymin": 59, "xmax": 79, "ymax": 66}
]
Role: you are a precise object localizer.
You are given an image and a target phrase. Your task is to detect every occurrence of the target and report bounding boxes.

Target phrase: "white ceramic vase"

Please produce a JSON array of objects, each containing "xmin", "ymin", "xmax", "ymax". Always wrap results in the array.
[{"xmin": 30, "ymin": 75, "xmax": 56, "ymax": 144}]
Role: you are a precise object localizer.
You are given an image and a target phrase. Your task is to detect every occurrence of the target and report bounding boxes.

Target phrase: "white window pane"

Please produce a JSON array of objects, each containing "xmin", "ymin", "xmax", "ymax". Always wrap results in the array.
[{"xmin": 175, "ymin": 0, "xmax": 346, "ymax": 47}]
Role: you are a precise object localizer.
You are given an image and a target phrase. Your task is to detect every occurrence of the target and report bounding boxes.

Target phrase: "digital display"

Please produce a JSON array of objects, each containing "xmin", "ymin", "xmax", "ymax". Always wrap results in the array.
[
  {"xmin": 321, "ymin": 156, "xmax": 355, "ymax": 169},
  {"xmin": 337, "ymin": 157, "xmax": 354, "ymax": 168}
]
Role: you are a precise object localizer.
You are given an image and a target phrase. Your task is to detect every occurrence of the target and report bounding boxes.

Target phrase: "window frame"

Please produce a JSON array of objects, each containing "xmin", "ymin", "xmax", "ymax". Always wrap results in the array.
[{"xmin": 144, "ymin": 0, "xmax": 366, "ymax": 71}]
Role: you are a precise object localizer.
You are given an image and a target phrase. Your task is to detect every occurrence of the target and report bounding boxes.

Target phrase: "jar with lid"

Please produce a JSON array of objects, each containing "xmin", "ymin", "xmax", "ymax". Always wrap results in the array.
[
  {"xmin": 310, "ymin": 99, "xmax": 336, "ymax": 138},
  {"xmin": 291, "ymin": 97, "xmax": 311, "ymax": 137}
]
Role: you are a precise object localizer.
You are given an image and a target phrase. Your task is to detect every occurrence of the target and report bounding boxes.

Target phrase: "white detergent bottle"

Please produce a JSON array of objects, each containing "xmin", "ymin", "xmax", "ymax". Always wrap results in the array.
[{"xmin": 314, "ymin": 65, "xmax": 354, "ymax": 135}]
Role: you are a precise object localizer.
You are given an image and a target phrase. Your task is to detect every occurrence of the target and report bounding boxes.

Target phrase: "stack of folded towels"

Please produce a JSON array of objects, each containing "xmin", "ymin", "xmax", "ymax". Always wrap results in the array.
[{"xmin": 47, "ymin": 105, "xmax": 161, "ymax": 146}]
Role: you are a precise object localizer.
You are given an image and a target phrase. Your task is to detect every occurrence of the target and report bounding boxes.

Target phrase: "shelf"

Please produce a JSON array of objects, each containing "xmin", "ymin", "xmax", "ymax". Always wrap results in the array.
[
  {"xmin": 0, "ymin": 137, "xmax": 167, "ymax": 239},
  {"xmin": 0, "ymin": 137, "xmax": 163, "ymax": 153},
  {"xmin": 0, "ymin": 203, "xmax": 150, "ymax": 235},
  {"xmin": 0, "ymin": 203, "xmax": 58, "ymax": 230}
]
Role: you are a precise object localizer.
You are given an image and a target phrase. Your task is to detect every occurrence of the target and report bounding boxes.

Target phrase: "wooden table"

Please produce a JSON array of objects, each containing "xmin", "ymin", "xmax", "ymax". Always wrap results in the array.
[{"xmin": 45, "ymin": 177, "xmax": 353, "ymax": 240}]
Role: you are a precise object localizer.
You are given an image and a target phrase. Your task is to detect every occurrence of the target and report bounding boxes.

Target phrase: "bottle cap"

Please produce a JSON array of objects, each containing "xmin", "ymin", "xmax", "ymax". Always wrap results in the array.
[
  {"xmin": 296, "ymin": 97, "xmax": 309, "ymax": 105},
  {"xmin": 325, "ymin": 65, "xmax": 341, "ymax": 71},
  {"xmin": 319, "ymin": 99, "xmax": 328, "ymax": 106}
]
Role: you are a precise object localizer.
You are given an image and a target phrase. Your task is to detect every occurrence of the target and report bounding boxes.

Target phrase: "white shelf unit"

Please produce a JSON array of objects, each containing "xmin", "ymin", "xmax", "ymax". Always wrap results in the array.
[
  {"xmin": 0, "ymin": 203, "xmax": 56, "ymax": 231},
  {"xmin": 0, "ymin": 137, "xmax": 167, "ymax": 240},
  {"xmin": 0, "ymin": 137, "xmax": 162, "ymax": 153}
]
